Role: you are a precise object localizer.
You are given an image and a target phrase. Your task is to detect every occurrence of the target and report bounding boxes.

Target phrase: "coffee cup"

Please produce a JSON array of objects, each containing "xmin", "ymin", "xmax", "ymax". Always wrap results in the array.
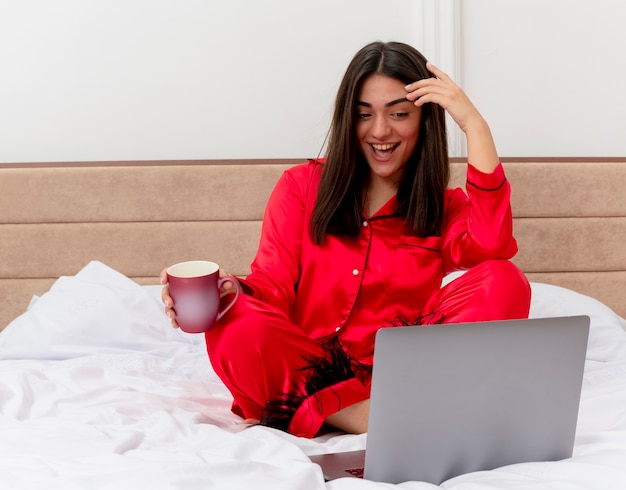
[{"xmin": 166, "ymin": 260, "xmax": 240, "ymax": 333}]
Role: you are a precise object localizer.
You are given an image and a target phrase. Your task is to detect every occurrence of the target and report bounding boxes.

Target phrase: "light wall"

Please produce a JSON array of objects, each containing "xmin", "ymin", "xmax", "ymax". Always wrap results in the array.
[
  {"xmin": 0, "ymin": 0, "xmax": 425, "ymax": 163},
  {"xmin": 1, "ymin": 0, "xmax": 625, "ymax": 163},
  {"xmin": 461, "ymin": 0, "xmax": 626, "ymax": 157}
]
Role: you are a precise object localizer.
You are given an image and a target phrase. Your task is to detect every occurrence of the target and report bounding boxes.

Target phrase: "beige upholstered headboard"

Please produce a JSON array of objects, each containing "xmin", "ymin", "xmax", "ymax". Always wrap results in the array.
[{"xmin": 1, "ymin": 158, "xmax": 625, "ymax": 330}]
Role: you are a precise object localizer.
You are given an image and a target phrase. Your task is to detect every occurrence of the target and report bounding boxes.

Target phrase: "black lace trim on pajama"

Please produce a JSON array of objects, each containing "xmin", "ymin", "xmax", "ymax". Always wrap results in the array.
[
  {"xmin": 356, "ymin": 309, "xmax": 446, "ymax": 361},
  {"xmin": 257, "ymin": 310, "xmax": 444, "ymax": 433},
  {"xmin": 385, "ymin": 309, "xmax": 445, "ymax": 328},
  {"xmin": 258, "ymin": 336, "xmax": 363, "ymax": 433}
]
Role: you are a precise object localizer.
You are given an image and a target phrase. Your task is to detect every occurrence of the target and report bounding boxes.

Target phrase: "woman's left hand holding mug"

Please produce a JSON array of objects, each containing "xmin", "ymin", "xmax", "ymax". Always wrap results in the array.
[
  {"xmin": 160, "ymin": 267, "xmax": 179, "ymax": 329},
  {"xmin": 160, "ymin": 261, "xmax": 241, "ymax": 332}
]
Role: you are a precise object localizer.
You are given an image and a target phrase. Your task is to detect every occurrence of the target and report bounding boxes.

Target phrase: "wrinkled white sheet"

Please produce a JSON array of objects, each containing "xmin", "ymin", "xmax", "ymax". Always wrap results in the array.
[{"xmin": 1, "ymin": 261, "xmax": 625, "ymax": 489}]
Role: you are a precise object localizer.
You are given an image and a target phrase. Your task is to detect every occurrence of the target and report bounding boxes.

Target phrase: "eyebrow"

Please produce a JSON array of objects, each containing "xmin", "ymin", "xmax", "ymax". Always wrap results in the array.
[{"xmin": 356, "ymin": 97, "xmax": 410, "ymax": 108}]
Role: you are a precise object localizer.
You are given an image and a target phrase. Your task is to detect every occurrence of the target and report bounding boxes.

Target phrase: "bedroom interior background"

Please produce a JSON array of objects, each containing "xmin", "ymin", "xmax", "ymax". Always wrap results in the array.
[{"xmin": 0, "ymin": 1, "xmax": 624, "ymax": 325}]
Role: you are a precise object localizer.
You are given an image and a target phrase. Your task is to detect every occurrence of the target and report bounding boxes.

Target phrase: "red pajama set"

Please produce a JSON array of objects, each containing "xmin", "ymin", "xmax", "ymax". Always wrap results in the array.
[{"xmin": 205, "ymin": 160, "xmax": 531, "ymax": 438}]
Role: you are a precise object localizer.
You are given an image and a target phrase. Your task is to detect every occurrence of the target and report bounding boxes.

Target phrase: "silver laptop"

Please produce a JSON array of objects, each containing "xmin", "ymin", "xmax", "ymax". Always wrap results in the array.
[{"xmin": 309, "ymin": 315, "xmax": 590, "ymax": 484}]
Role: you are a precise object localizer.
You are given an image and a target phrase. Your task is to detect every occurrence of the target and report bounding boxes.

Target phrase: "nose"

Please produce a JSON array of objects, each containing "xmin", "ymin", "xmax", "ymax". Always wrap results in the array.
[{"xmin": 371, "ymin": 115, "xmax": 391, "ymax": 139}]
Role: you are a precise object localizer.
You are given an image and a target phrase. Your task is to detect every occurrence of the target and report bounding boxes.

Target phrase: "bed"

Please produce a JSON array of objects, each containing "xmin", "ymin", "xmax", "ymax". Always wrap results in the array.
[{"xmin": 1, "ymin": 158, "xmax": 625, "ymax": 489}]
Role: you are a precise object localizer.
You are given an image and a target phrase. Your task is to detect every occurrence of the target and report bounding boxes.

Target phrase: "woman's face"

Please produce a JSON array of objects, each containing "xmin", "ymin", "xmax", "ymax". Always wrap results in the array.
[{"xmin": 355, "ymin": 74, "xmax": 421, "ymax": 188}]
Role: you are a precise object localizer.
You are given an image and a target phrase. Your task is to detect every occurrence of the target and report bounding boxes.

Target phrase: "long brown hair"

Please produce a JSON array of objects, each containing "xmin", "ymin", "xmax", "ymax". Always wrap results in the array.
[{"xmin": 310, "ymin": 41, "xmax": 449, "ymax": 244}]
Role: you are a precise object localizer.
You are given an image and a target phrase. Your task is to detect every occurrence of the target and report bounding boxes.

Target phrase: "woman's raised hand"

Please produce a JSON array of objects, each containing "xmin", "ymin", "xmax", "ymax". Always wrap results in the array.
[
  {"xmin": 405, "ymin": 62, "xmax": 499, "ymax": 173},
  {"xmin": 404, "ymin": 62, "xmax": 483, "ymax": 134}
]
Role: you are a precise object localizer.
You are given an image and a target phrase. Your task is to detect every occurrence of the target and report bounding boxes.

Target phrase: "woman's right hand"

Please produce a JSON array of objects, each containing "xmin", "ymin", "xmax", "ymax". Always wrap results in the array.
[
  {"xmin": 159, "ymin": 267, "xmax": 239, "ymax": 329},
  {"xmin": 160, "ymin": 267, "xmax": 179, "ymax": 329}
]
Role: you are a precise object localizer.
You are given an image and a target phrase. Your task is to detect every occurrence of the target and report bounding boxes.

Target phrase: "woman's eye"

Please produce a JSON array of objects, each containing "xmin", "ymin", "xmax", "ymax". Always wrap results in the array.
[
  {"xmin": 391, "ymin": 112, "xmax": 409, "ymax": 119},
  {"xmin": 357, "ymin": 113, "xmax": 372, "ymax": 119}
]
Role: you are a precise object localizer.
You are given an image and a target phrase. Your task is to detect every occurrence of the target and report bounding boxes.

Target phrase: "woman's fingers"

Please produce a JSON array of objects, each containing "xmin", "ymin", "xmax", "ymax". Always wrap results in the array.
[
  {"xmin": 405, "ymin": 62, "xmax": 481, "ymax": 132},
  {"xmin": 219, "ymin": 279, "xmax": 236, "ymax": 298},
  {"xmin": 425, "ymin": 61, "xmax": 448, "ymax": 80},
  {"xmin": 218, "ymin": 270, "xmax": 238, "ymax": 298},
  {"xmin": 405, "ymin": 63, "xmax": 459, "ymax": 105},
  {"xmin": 159, "ymin": 267, "xmax": 168, "ymax": 285},
  {"xmin": 160, "ymin": 281, "xmax": 179, "ymax": 329}
]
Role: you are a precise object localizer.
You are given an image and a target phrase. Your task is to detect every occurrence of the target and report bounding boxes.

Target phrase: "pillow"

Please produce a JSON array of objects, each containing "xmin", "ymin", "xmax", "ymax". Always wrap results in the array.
[
  {"xmin": 0, "ymin": 261, "xmax": 200, "ymax": 361},
  {"xmin": 529, "ymin": 282, "xmax": 626, "ymax": 363}
]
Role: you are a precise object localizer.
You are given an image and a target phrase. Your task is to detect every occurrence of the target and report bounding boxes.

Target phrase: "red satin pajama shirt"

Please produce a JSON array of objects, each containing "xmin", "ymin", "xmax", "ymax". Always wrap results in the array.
[{"xmin": 205, "ymin": 160, "xmax": 531, "ymax": 438}]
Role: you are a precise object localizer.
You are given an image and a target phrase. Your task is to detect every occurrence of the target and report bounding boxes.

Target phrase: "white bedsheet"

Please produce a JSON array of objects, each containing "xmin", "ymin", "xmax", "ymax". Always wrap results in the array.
[{"xmin": 1, "ymin": 261, "xmax": 625, "ymax": 489}]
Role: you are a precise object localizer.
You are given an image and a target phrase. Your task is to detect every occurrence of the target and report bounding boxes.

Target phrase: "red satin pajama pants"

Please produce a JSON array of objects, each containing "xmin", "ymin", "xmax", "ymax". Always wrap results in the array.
[{"xmin": 205, "ymin": 260, "xmax": 531, "ymax": 438}]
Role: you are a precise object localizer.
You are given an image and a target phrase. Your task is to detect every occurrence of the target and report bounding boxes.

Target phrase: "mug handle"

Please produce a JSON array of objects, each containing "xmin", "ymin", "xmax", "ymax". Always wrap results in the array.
[{"xmin": 216, "ymin": 275, "xmax": 241, "ymax": 321}]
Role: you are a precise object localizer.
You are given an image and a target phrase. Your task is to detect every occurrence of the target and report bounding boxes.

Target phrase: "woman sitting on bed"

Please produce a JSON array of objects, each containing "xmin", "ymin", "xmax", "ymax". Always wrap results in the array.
[{"xmin": 161, "ymin": 41, "xmax": 531, "ymax": 438}]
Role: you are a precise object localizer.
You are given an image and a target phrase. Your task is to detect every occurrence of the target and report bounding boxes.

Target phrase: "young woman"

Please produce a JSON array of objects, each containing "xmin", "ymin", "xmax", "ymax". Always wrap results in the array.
[{"xmin": 161, "ymin": 41, "xmax": 531, "ymax": 438}]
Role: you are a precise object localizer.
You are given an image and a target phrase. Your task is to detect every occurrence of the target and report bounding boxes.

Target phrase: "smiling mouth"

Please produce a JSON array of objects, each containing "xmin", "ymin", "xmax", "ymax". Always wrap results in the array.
[{"xmin": 371, "ymin": 143, "xmax": 399, "ymax": 158}]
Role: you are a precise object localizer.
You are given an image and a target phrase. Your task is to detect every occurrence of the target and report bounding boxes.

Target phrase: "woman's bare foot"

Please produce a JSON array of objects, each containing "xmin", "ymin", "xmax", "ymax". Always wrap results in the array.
[
  {"xmin": 243, "ymin": 399, "xmax": 370, "ymax": 434},
  {"xmin": 324, "ymin": 399, "xmax": 370, "ymax": 434}
]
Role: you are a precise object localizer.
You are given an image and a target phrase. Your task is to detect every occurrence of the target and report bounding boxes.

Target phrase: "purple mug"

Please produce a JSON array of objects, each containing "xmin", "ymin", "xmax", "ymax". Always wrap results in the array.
[{"xmin": 166, "ymin": 260, "xmax": 240, "ymax": 333}]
